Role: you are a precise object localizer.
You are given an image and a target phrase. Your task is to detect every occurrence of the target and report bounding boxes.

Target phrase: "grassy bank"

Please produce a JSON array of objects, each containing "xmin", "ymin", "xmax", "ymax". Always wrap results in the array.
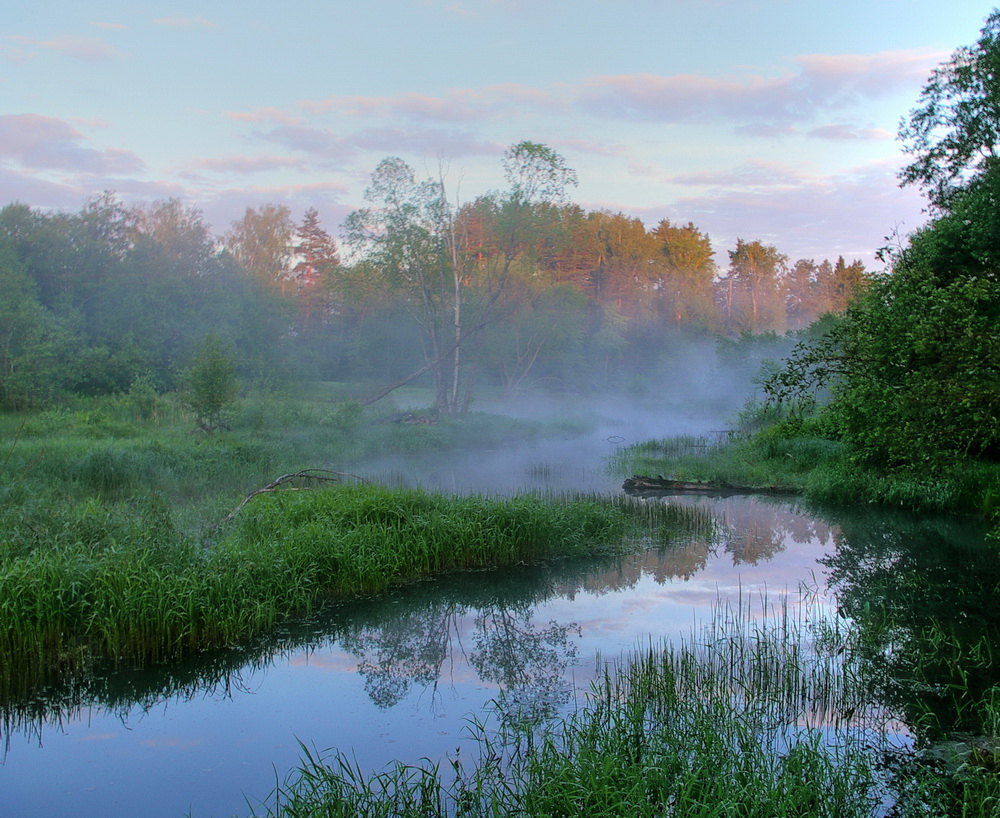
[
  {"xmin": 1, "ymin": 483, "xmax": 656, "ymax": 693},
  {"xmin": 609, "ymin": 418, "xmax": 1000, "ymax": 514}
]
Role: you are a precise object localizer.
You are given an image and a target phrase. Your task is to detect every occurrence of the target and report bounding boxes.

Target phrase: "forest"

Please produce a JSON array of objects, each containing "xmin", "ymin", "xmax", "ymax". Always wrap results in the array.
[{"xmin": 0, "ymin": 140, "xmax": 867, "ymax": 416}]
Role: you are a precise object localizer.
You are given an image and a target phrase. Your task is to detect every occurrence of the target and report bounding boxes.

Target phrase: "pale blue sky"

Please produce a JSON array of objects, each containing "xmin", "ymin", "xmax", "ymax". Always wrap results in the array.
[{"xmin": 1, "ymin": 1, "xmax": 994, "ymax": 265}]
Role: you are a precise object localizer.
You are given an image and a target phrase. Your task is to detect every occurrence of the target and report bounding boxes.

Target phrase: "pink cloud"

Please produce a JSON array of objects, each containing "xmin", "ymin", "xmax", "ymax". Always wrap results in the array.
[
  {"xmin": 298, "ymin": 83, "xmax": 555, "ymax": 123},
  {"xmin": 671, "ymin": 161, "xmax": 808, "ymax": 189},
  {"xmin": 577, "ymin": 49, "xmax": 941, "ymax": 129},
  {"xmin": 614, "ymin": 160, "xmax": 930, "ymax": 267},
  {"xmin": 228, "ymin": 107, "xmax": 304, "ymax": 126},
  {"xmin": 255, "ymin": 123, "xmax": 500, "ymax": 162},
  {"xmin": 806, "ymin": 124, "xmax": 893, "ymax": 141},
  {"xmin": 0, "ymin": 114, "xmax": 145, "ymax": 174}
]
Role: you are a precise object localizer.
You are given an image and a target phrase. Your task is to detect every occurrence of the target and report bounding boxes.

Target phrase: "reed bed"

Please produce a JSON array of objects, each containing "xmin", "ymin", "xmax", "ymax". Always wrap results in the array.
[
  {"xmin": 0, "ymin": 485, "xmax": 638, "ymax": 690},
  {"xmin": 248, "ymin": 592, "xmax": 895, "ymax": 817}
]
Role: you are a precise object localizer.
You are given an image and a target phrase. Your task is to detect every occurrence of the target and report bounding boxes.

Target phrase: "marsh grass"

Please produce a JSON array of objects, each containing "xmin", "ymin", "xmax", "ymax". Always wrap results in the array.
[
  {"xmin": 0, "ymin": 484, "xmax": 643, "ymax": 694},
  {"xmin": 248, "ymin": 592, "xmax": 894, "ymax": 817}
]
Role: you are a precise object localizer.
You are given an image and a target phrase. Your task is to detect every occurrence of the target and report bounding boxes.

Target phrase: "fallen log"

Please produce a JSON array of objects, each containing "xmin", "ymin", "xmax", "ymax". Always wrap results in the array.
[{"xmin": 622, "ymin": 475, "xmax": 801, "ymax": 497}]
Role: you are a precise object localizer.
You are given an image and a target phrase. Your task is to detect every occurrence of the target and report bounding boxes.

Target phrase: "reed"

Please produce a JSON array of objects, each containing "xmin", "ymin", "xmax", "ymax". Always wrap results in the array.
[{"xmin": 0, "ymin": 485, "xmax": 640, "ymax": 689}]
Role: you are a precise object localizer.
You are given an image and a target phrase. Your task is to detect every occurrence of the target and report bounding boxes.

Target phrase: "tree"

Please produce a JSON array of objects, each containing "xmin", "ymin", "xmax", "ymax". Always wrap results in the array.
[
  {"xmin": 224, "ymin": 204, "xmax": 295, "ymax": 289},
  {"xmin": 345, "ymin": 142, "xmax": 578, "ymax": 412},
  {"xmin": 899, "ymin": 9, "xmax": 1000, "ymax": 209},
  {"xmin": 718, "ymin": 239, "xmax": 788, "ymax": 334},
  {"xmin": 502, "ymin": 141, "xmax": 578, "ymax": 205},
  {"xmin": 184, "ymin": 334, "xmax": 240, "ymax": 432},
  {"xmin": 343, "ymin": 156, "xmax": 455, "ymax": 409},
  {"xmin": 767, "ymin": 15, "xmax": 1000, "ymax": 477},
  {"xmin": 650, "ymin": 219, "xmax": 718, "ymax": 327},
  {"xmin": 0, "ymin": 245, "xmax": 71, "ymax": 409}
]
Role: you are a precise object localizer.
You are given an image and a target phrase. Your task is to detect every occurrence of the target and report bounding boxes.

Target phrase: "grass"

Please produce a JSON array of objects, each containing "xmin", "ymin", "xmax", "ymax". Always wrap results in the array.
[
  {"xmin": 609, "ymin": 425, "xmax": 1000, "ymax": 514},
  {"xmin": 245, "ymin": 592, "xmax": 896, "ymax": 817},
  {"xmin": 0, "ymin": 485, "xmax": 644, "ymax": 693}
]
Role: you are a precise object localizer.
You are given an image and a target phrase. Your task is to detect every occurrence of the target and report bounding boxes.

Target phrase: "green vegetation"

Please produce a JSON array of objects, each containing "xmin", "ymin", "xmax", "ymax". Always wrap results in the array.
[
  {"xmin": 616, "ymin": 15, "xmax": 1000, "ymax": 518},
  {"xmin": 0, "ymin": 393, "xmax": 651, "ymax": 696}
]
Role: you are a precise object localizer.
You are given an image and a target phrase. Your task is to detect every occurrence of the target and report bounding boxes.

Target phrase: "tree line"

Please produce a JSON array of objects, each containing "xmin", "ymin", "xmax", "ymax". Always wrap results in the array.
[{"xmin": 0, "ymin": 142, "xmax": 867, "ymax": 413}]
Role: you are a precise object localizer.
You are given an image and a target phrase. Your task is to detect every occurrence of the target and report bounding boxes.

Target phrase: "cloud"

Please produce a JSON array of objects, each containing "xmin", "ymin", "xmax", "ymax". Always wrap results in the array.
[
  {"xmin": 228, "ymin": 107, "xmax": 304, "ymax": 126},
  {"xmin": 619, "ymin": 160, "xmax": 930, "ymax": 267},
  {"xmin": 806, "ymin": 123, "xmax": 893, "ymax": 141},
  {"xmin": 90, "ymin": 22, "xmax": 127, "ymax": 31},
  {"xmin": 577, "ymin": 49, "xmax": 941, "ymax": 129},
  {"xmin": 298, "ymin": 83, "xmax": 556, "ymax": 123},
  {"xmin": 671, "ymin": 160, "xmax": 808, "ymax": 190},
  {"xmin": 256, "ymin": 124, "xmax": 500, "ymax": 162},
  {"xmin": 0, "ymin": 114, "xmax": 145, "ymax": 174},
  {"xmin": 16, "ymin": 34, "xmax": 122, "ymax": 62}
]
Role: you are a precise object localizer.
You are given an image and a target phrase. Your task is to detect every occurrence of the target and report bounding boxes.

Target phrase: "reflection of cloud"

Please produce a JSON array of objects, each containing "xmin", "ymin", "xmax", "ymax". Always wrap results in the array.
[
  {"xmin": 74, "ymin": 732, "xmax": 117, "ymax": 742},
  {"xmin": 140, "ymin": 736, "xmax": 207, "ymax": 749},
  {"xmin": 288, "ymin": 649, "xmax": 358, "ymax": 672}
]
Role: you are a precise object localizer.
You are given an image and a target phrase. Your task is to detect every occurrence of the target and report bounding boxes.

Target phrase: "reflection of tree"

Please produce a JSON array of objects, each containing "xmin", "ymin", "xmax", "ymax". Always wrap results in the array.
[
  {"xmin": 340, "ymin": 599, "xmax": 465, "ymax": 709},
  {"xmin": 472, "ymin": 603, "xmax": 580, "ymax": 716},
  {"xmin": 818, "ymin": 506, "xmax": 999, "ymax": 741}
]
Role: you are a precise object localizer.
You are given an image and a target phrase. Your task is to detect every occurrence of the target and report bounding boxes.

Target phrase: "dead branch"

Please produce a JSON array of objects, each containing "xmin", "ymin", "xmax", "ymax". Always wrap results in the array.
[{"xmin": 213, "ymin": 468, "xmax": 369, "ymax": 532}]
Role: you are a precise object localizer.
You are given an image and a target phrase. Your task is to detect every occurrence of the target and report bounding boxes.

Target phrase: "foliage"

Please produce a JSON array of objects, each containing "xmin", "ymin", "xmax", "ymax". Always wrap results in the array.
[
  {"xmin": 899, "ymin": 8, "xmax": 1000, "ymax": 210},
  {"xmin": 182, "ymin": 334, "xmax": 240, "ymax": 432}
]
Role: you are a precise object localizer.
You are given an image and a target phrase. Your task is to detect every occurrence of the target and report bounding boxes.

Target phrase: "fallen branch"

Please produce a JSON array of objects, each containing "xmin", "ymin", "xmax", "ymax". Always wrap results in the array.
[{"xmin": 213, "ymin": 469, "xmax": 369, "ymax": 532}]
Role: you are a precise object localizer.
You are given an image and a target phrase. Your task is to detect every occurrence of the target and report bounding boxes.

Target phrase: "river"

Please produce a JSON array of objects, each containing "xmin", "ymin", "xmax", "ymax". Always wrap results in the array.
[{"xmin": 1, "ymin": 418, "xmax": 994, "ymax": 817}]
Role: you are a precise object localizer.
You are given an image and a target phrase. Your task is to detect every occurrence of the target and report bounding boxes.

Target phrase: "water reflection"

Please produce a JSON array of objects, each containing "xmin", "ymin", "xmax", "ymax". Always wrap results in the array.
[
  {"xmin": 817, "ymin": 505, "xmax": 999, "ymax": 742},
  {"xmin": 0, "ymin": 495, "xmax": 909, "ymax": 818}
]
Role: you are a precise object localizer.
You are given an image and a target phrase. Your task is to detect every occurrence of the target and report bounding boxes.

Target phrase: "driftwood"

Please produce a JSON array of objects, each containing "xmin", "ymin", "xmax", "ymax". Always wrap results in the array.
[{"xmin": 622, "ymin": 475, "xmax": 801, "ymax": 497}]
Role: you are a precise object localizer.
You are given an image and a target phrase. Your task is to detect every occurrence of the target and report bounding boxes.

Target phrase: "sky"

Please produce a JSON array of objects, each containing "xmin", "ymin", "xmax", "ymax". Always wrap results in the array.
[{"xmin": 1, "ymin": 1, "xmax": 995, "ymax": 268}]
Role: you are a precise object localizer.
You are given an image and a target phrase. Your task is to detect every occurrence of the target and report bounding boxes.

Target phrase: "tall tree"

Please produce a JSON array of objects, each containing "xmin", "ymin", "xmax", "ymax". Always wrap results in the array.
[
  {"xmin": 899, "ymin": 8, "xmax": 1000, "ymax": 210},
  {"xmin": 650, "ymin": 219, "xmax": 718, "ymax": 327},
  {"xmin": 345, "ymin": 142, "xmax": 577, "ymax": 412}
]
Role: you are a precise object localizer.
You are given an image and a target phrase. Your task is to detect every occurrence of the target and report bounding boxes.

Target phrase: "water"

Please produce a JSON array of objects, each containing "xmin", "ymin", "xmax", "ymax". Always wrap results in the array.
[{"xmin": 2, "ymin": 494, "xmax": 839, "ymax": 818}]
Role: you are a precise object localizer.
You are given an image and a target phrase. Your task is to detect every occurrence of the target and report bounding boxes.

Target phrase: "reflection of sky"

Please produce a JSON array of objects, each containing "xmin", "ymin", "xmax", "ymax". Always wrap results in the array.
[{"xmin": 2, "ymin": 498, "xmax": 836, "ymax": 818}]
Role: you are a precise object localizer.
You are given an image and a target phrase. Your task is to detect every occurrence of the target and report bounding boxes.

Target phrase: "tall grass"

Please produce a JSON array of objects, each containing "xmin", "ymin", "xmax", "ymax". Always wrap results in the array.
[{"xmin": 0, "ymin": 485, "xmax": 639, "ymax": 694}]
